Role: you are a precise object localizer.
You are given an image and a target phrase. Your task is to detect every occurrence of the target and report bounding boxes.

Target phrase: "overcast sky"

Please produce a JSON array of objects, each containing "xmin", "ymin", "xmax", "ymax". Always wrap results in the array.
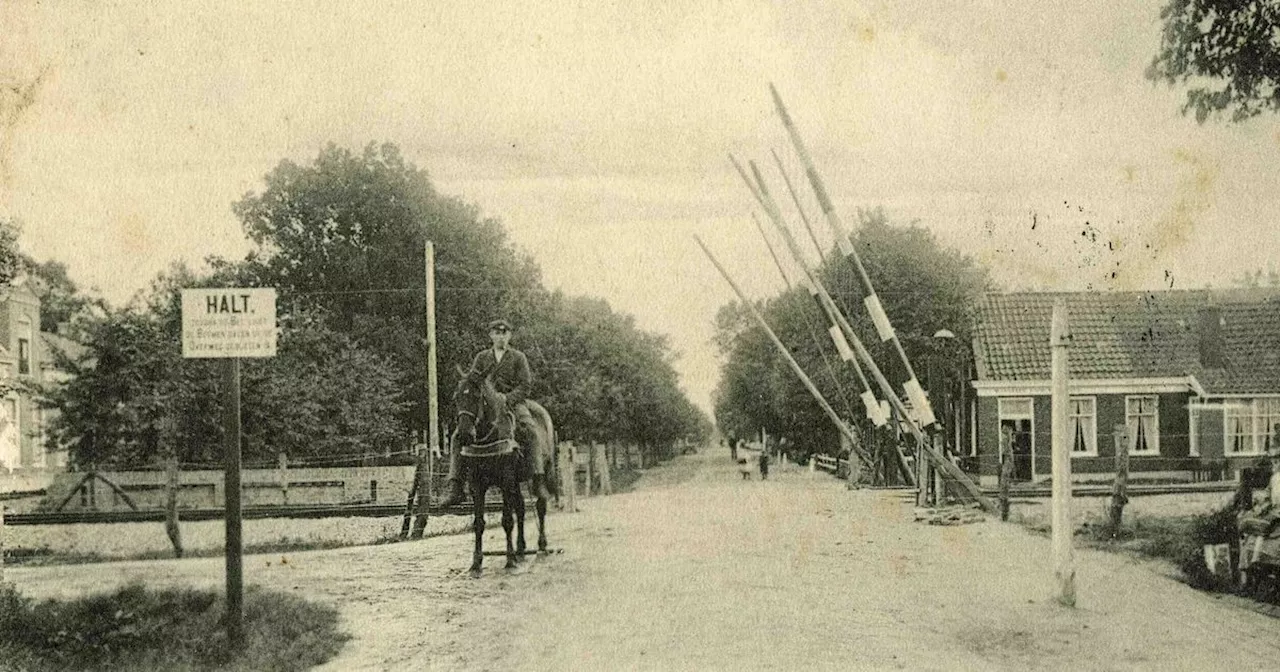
[{"xmin": 3, "ymin": 1, "xmax": 1280, "ymax": 413}]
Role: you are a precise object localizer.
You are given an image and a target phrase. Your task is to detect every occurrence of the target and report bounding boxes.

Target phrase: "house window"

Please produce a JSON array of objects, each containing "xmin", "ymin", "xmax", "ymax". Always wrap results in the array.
[
  {"xmin": 998, "ymin": 398, "xmax": 1033, "ymax": 421},
  {"xmin": 1127, "ymin": 396, "xmax": 1160, "ymax": 455},
  {"xmin": 1260, "ymin": 399, "xmax": 1280, "ymax": 453},
  {"xmin": 17, "ymin": 338, "xmax": 29, "ymax": 375},
  {"xmin": 1069, "ymin": 397, "xmax": 1097, "ymax": 456},
  {"xmin": 1225, "ymin": 399, "xmax": 1280, "ymax": 455},
  {"xmin": 1227, "ymin": 401, "xmax": 1255, "ymax": 454}
]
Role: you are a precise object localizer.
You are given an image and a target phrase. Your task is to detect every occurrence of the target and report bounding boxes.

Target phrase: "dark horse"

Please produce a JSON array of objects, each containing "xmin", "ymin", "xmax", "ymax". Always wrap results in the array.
[{"xmin": 452, "ymin": 374, "xmax": 558, "ymax": 577}]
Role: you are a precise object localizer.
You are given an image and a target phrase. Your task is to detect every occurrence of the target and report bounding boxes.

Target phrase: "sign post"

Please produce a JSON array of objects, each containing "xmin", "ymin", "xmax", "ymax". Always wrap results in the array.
[{"xmin": 181, "ymin": 288, "xmax": 277, "ymax": 648}]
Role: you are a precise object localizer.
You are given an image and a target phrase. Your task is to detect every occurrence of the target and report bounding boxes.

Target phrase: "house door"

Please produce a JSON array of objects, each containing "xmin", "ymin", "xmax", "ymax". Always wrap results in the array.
[{"xmin": 1001, "ymin": 418, "xmax": 1033, "ymax": 482}]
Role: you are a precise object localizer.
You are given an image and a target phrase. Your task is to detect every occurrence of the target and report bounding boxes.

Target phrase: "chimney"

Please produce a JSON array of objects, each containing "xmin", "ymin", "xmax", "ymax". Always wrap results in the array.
[{"xmin": 1197, "ymin": 306, "xmax": 1227, "ymax": 369}]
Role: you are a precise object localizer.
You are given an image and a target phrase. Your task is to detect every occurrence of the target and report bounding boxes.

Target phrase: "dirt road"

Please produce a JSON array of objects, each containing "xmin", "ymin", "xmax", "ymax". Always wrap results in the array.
[{"xmin": 10, "ymin": 449, "xmax": 1280, "ymax": 671}]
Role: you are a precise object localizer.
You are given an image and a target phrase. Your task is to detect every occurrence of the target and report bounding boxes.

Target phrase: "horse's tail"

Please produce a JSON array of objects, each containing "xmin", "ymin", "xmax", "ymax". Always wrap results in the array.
[{"xmin": 530, "ymin": 401, "xmax": 560, "ymax": 498}]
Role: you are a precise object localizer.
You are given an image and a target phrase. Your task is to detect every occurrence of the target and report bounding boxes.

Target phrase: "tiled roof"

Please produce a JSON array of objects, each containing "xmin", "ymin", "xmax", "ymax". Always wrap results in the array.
[{"xmin": 972, "ymin": 289, "xmax": 1280, "ymax": 395}]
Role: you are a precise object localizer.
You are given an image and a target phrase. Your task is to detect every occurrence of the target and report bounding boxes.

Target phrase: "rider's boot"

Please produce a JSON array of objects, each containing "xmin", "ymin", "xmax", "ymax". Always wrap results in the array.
[
  {"xmin": 440, "ymin": 478, "xmax": 466, "ymax": 507},
  {"xmin": 532, "ymin": 473, "xmax": 552, "ymax": 501}
]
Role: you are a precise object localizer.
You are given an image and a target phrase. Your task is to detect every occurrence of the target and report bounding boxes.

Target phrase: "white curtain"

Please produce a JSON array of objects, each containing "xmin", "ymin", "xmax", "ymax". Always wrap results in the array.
[{"xmin": 1128, "ymin": 397, "xmax": 1158, "ymax": 453}]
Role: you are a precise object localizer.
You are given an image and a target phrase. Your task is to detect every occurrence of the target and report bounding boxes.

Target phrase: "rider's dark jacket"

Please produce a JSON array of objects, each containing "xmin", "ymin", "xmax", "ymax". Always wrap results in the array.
[{"xmin": 464, "ymin": 347, "xmax": 532, "ymax": 406}]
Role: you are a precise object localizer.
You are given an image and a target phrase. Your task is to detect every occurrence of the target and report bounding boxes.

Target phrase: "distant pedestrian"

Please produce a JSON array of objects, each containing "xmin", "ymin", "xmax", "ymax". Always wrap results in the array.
[
  {"xmin": 758, "ymin": 450, "xmax": 770, "ymax": 480},
  {"xmin": 730, "ymin": 437, "xmax": 739, "ymax": 461},
  {"xmin": 738, "ymin": 457, "xmax": 752, "ymax": 480}
]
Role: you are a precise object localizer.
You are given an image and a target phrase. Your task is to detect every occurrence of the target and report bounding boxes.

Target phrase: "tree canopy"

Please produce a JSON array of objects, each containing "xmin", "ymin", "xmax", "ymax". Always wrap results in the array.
[
  {"xmin": 36, "ymin": 142, "xmax": 708, "ymax": 468},
  {"xmin": 1148, "ymin": 0, "xmax": 1280, "ymax": 122}
]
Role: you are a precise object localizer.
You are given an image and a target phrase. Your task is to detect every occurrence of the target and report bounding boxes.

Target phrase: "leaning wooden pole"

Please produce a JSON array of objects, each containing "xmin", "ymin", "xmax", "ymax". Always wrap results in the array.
[
  {"xmin": 771, "ymin": 148, "xmax": 826, "ymax": 261},
  {"xmin": 770, "ymin": 84, "xmax": 936, "ymax": 429},
  {"xmin": 747, "ymin": 208, "xmax": 872, "ymax": 466},
  {"xmin": 733, "ymin": 155, "xmax": 885, "ymax": 429},
  {"xmin": 751, "ymin": 212, "xmax": 858, "ymax": 423},
  {"xmin": 743, "ymin": 156, "xmax": 995, "ymax": 512},
  {"xmin": 748, "ymin": 175, "xmax": 886, "ymax": 473},
  {"xmin": 695, "ymin": 235, "xmax": 866, "ymax": 463},
  {"xmin": 735, "ymin": 155, "xmax": 916, "ymax": 484},
  {"xmin": 1050, "ymin": 300, "xmax": 1076, "ymax": 607}
]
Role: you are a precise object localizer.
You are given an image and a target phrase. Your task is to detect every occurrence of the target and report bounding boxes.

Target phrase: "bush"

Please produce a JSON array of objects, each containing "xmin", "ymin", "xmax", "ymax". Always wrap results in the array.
[
  {"xmin": 1175, "ymin": 505, "xmax": 1239, "ymax": 591},
  {"xmin": 0, "ymin": 582, "xmax": 347, "ymax": 671}
]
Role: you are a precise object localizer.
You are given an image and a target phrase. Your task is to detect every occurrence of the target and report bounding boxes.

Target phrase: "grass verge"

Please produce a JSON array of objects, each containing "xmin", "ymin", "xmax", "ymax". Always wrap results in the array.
[
  {"xmin": 0, "ymin": 581, "xmax": 347, "ymax": 671},
  {"xmin": 4, "ymin": 519, "xmax": 476, "ymax": 568},
  {"xmin": 1013, "ymin": 504, "xmax": 1238, "ymax": 591}
]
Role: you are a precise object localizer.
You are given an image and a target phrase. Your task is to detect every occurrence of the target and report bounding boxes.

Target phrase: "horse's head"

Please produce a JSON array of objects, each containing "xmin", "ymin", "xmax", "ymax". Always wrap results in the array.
[{"xmin": 453, "ymin": 366, "xmax": 504, "ymax": 447}]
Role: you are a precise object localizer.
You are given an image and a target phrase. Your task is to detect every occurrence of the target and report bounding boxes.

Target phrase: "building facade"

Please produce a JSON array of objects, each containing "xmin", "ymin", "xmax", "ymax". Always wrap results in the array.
[
  {"xmin": 969, "ymin": 290, "xmax": 1280, "ymax": 485},
  {"xmin": 0, "ymin": 280, "xmax": 77, "ymax": 490}
]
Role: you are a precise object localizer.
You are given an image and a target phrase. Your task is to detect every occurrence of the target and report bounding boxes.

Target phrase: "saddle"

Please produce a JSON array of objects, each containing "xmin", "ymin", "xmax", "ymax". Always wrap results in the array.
[{"xmin": 459, "ymin": 404, "xmax": 518, "ymax": 458}]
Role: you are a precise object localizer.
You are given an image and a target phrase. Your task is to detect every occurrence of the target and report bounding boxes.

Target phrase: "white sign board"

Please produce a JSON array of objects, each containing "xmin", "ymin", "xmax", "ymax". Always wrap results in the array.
[{"xmin": 181, "ymin": 288, "xmax": 278, "ymax": 358}]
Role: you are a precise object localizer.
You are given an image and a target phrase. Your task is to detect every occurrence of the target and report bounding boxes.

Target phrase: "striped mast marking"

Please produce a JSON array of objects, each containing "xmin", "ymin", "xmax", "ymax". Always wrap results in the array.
[
  {"xmin": 749, "ymin": 211, "xmax": 859, "ymax": 422},
  {"xmin": 766, "ymin": 86, "xmax": 995, "ymax": 513},
  {"xmin": 769, "ymin": 83, "xmax": 935, "ymax": 429},
  {"xmin": 695, "ymin": 235, "xmax": 871, "ymax": 466},
  {"xmin": 739, "ymin": 157, "xmax": 911, "ymax": 481}
]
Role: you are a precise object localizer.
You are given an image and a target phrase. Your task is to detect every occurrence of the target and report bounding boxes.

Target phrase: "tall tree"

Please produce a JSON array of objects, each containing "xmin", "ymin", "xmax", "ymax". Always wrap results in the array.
[
  {"xmin": 1148, "ymin": 0, "xmax": 1280, "ymax": 122},
  {"xmin": 230, "ymin": 142, "xmax": 542, "ymax": 436}
]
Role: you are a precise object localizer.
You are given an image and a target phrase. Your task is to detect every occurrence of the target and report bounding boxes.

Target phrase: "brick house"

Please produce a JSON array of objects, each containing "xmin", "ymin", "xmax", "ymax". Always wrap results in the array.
[{"xmin": 969, "ymin": 289, "xmax": 1280, "ymax": 486}]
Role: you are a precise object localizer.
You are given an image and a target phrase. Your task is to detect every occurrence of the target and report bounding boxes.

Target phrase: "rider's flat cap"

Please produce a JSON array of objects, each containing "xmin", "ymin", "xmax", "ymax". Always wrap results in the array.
[{"xmin": 487, "ymin": 318, "xmax": 513, "ymax": 331}]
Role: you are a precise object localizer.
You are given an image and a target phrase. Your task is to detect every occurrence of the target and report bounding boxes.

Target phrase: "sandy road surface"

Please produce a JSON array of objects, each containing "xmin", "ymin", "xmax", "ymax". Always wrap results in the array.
[{"xmin": 10, "ymin": 450, "xmax": 1280, "ymax": 671}]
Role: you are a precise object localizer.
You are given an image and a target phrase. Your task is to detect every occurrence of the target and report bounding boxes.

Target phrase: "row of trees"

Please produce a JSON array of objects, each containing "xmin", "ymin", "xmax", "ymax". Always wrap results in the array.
[
  {"xmin": 23, "ymin": 142, "xmax": 708, "ymax": 469},
  {"xmin": 712, "ymin": 211, "xmax": 990, "ymax": 464}
]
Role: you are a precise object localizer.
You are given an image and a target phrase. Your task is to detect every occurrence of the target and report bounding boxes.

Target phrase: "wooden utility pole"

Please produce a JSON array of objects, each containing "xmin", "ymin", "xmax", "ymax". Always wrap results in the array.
[
  {"xmin": 1050, "ymin": 300, "xmax": 1075, "ymax": 607},
  {"xmin": 916, "ymin": 443, "xmax": 929, "ymax": 507},
  {"xmin": 277, "ymin": 452, "xmax": 289, "ymax": 506},
  {"xmin": 165, "ymin": 454, "xmax": 183, "ymax": 559},
  {"xmin": 425, "ymin": 241, "xmax": 441, "ymax": 494},
  {"xmin": 412, "ymin": 242, "xmax": 440, "ymax": 538},
  {"xmin": 932, "ymin": 433, "xmax": 945, "ymax": 505},
  {"xmin": 844, "ymin": 425, "xmax": 861, "ymax": 488},
  {"xmin": 594, "ymin": 443, "xmax": 612, "ymax": 495},
  {"xmin": 560, "ymin": 442, "xmax": 578, "ymax": 512},
  {"xmin": 222, "ymin": 357, "xmax": 244, "ymax": 647},
  {"xmin": 1109, "ymin": 424, "xmax": 1130, "ymax": 537}
]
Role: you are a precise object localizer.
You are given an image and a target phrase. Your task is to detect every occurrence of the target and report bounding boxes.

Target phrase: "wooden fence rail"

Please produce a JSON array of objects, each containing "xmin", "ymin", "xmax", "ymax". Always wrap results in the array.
[{"xmin": 814, "ymin": 455, "xmax": 840, "ymax": 472}]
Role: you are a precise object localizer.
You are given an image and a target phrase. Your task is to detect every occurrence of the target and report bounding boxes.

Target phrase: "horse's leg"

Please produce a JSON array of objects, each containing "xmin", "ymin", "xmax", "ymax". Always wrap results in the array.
[
  {"xmin": 469, "ymin": 477, "xmax": 485, "ymax": 578},
  {"xmin": 536, "ymin": 489, "xmax": 548, "ymax": 554},
  {"xmin": 501, "ymin": 481, "xmax": 518, "ymax": 570},
  {"xmin": 514, "ymin": 482, "xmax": 527, "ymax": 559}
]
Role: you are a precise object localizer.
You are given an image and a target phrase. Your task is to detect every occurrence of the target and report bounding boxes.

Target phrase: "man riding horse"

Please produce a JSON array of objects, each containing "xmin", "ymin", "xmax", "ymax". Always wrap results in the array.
[{"xmin": 441, "ymin": 318, "xmax": 552, "ymax": 506}]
